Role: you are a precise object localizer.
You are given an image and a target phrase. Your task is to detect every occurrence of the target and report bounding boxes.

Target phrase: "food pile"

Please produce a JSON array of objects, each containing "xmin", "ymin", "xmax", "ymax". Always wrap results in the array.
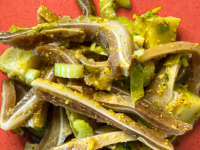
[{"xmin": 0, "ymin": 0, "xmax": 200, "ymax": 150}]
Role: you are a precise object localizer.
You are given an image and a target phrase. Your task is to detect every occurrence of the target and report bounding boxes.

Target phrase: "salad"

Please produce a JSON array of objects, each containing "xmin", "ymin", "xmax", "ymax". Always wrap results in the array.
[{"xmin": 0, "ymin": 0, "xmax": 200, "ymax": 150}]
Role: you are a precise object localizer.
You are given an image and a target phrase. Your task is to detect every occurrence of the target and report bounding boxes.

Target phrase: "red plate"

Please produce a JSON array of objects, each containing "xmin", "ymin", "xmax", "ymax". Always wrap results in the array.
[{"xmin": 0, "ymin": 0, "xmax": 200, "ymax": 149}]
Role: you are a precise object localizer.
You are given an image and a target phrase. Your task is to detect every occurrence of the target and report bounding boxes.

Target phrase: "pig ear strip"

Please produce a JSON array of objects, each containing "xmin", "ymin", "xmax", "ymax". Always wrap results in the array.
[
  {"xmin": 0, "ymin": 65, "xmax": 55, "ymax": 130},
  {"xmin": 32, "ymin": 78, "xmax": 174, "ymax": 150}
]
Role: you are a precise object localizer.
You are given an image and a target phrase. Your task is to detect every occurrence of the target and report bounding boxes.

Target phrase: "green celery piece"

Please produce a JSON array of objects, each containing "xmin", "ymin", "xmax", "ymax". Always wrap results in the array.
[
  {"xmin": 99, "ymin": 0, "xmax": 131, "ymax": 19},
  {"xmin": 157, "ymin": 22, "xmax": 170, "ymax": 35},
  {"xmin": 142, "ymin": 61, "xmax": 155, "ymax": 87},
  {"xmin": 115, "ymin": 17, "xmax": 134, "ymax": 36},
  {"xmin": 130, "ymin": 65, "xmax": 144, "ymax": 102},
  {"xmin": 8, "ymin": 25, "xmax": 27, "ymax": 33},
  {"xmin": 135, "ymin": 61, "xmax": 155, "ymax": 87},
  {"xmin": 164, "ymin": 54, "xmax": 181, "ymax": 66},
  {"xmin": 54, "ymin": 63, "xmax": 84, "ymax": 78},
  {"xmin": 32, "ymin": 23, "xmax": 56, "ymax": 32},
  {"xmin": 73, "ymin": 119, "xmax": 94, "ymax": 139},
  {"xmin": 89, "ymin": 43, "xmax": 107, "ymax": 56},
  {"xmin": 181, "ymin": 57, "xmax": 189, "ymax": 67}
]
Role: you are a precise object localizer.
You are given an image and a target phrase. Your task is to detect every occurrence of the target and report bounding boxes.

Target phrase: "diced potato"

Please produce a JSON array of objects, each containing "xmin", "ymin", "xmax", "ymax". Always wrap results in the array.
[
  {"xmin": 165, "ymin": 84, "xmax": 200, "ymax": 124},
  {"xmin": 0, "ymin": 48, "xmax": 41, "ymax": 83},
  {"xmin": 144, "ymin": 17, "xmax": 181, "ymax": 48}
]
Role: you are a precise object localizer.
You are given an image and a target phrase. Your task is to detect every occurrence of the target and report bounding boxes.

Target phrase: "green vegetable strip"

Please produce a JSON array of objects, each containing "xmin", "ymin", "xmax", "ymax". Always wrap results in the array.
[
  {"xmin": 142, "ymin": 61, "xmax": 155, "ymax": 87},
  {"xmin": 181, "ymin": 57, "xmax": 189, "ymax": 67},
  {"xmin": 54, "ymin": 63, "xmax": 84, "ymax": 78},
  {"xmin": 8, "ymin": 25, "xmax": 27, "ymax": 33},
  {"xmin": 32, "ymin": 23, "xmax": 56, "ymax": 32},
  {"xmin": 73, "ymin": 119, "xmax": 94, "ymax": 139},
  {"xmin": 164, "ymin": 54, "xmax": 181, "ymax": 66},
  {"xmin": 141, "ymin": 7, "xmax": 161, "ymax": 19},
  {"xmin": 130, "ymin": 66, "xmax": 144, "ymax": 102}
]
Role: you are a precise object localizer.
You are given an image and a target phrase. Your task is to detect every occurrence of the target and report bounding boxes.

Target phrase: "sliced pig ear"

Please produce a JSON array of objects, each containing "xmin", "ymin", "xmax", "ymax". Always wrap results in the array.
[
  {"xmin": 75, "ymin": 50, "xmax": 109, "ymax": 71},
  {"xmin": 36, "ymin": 106, "xmax": 72, "ymax": 150},
  {"xmin": 33, "ymin": 45, "xmax": 80, "ymax": 65},
  {"xmin": 186, "ymin": 53, "xmax": 200, "ymax": 95},
  {"xmin": 144, "ymin": 62, "xmax": 181, "ymax": 111},
  {"xmin": 0, "ymin": 18, "xmax": 137, "ymax": 77},
  {"xmin": 140, "ymin": 42, "xmax": 200, "ymax": 62},
  {"xmin": 0, "ymin": 65, "xmax": 55, "ymax": 130},
  {"xmin": 93, "ymin": 91, "xmax": 192, "ymax": 135},
  {"xmin": 51, "ymin": 131, "xmax": 137, "ymax": 150},
  {"xmin": 76, "ymin": 0, "xmax": 97, "ymax": 17},
  {"xmin": 33, "ymin": 79, "xmax": 174, "ymax": 150}
]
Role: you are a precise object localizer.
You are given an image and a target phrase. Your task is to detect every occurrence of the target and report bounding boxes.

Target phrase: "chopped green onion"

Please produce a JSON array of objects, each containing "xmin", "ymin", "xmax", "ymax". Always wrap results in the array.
[
  {"xmin": 130, "ymin": 65, "xmax": 144, "ymax": 102},
  {"xmin": 181, "ymin": 57, "xmax": 189, "ymax": 67},
  {"xmin": 142, "ymin": 61, "xmax": 155, "ymax": 87},
  {"xmin": 157, "ymin": 22, "xmax": 170, "ymax": 35},
  {"xmin": 141, "ymin": 7, "xmax": 161, "ymax": 20},
  {"xmin": 73, "ymin": 119, "xmax": 94, "ymax": 139},
  {"xmin": 54, "ymin": 63, "xmax": 84, "ymax": 78},
  {"xmin": 32, "ymin": 23, "xmax": 56, "ymax": 32},
  {"xmin": 8, "ymin": 25, "xmax": 27, "ymax": 33}
]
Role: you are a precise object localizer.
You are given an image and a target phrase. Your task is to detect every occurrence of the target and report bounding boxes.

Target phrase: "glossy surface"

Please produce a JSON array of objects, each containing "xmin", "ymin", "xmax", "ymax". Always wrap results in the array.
[{"xmin": 0, "ymin": 0, "xmax": 200, "ymax": 149}]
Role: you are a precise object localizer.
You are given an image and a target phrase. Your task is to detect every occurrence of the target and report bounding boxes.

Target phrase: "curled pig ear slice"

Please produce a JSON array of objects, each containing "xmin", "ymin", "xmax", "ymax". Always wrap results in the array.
[
  {"xmin": 0, "ymin": 66, "xmax": 55, "ymax": 130},
  {"xmin": 1, "ymin": 79, "xmax": 16, "ymax": 124},
  {"xmin": 51, "ymin": 131, "xmax": 136, "ymax": 150},
  {"xmin": 33, "ymin": 45, "xmax": 80, "ymax": 64},
  {"xmin": 76, "ymin": 0, "xmax": 97, "ymax": 17},
  {"xmin": 37, "ymin": 106, "xmax": 72, "ymax": 150},
  {"xmin": 93, "ymin": 92, "xmax": 192, "ymax": 135},
  {"xmin": 144, "ymin": 63, "xmax": 181, "ymax": 111},
  {"xmin": 33, "ymin": 79, "xmax": 174, "ymax": 150},
  {"xmin": 75, "ymin": 50, "xmax": 109, "ymax": 70},
  {"xmin": 140, "ymin": 42, "xmax": 200, "ymax": 62},
  {"xmin": 0, "ymin": 18, "xmax": 136, "ymax": 76},
  {"xmin": 0, "ymin": 28, "xmax": 85, "ymax": 50},
  {"xmin": 186, "ymin": 54, "xmax": 200, "ymax": 95}
]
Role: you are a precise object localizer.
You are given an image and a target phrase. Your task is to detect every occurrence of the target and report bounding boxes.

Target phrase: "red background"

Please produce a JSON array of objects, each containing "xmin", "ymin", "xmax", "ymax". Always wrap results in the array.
[{"xmin": 0, "ymin": 0, "xmax": 200, "ymax": 149}]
